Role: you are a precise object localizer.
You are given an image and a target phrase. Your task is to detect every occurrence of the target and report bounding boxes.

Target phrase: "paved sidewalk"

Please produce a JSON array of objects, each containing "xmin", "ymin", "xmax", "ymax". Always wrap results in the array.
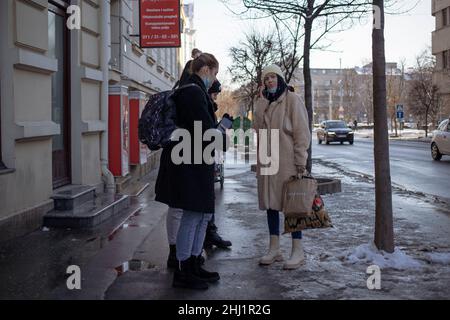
[
  {"xmin": 1, "ymin": 155, "xmax": 449, "ymax": 299},
  {"xmin": 104, "ymin": 160, "xmax": 450, "ymax": 300}
]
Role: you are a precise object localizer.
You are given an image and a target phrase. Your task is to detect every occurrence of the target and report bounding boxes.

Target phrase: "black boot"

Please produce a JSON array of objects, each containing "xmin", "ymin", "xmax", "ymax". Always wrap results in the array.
[
  {"xmin": 172, "ymin": 258, "xmax": 209, "ymax": 290},
  {"xmin": 167, "ymin": 245, "xmax": 179, "ymax": 269},
  {"xmin": 204, "ymin": 226, "xmax": 232, "ymax": 249},
  {"xmin": 190, "ymin": 255, "xmax": 220, "ymax": 283}
]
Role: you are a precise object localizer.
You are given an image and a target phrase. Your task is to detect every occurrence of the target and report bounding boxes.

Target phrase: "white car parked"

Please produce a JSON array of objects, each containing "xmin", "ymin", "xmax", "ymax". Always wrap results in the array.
[{"xmin": 431, "ymin": 119, "xmax": 450, "ymax": 161}]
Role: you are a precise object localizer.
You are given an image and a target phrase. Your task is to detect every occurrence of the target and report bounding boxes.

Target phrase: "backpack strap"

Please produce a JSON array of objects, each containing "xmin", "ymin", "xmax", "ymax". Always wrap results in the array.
[{"xmin": 176, "ymin": 83, "xmax": 200, "ymax": 91}]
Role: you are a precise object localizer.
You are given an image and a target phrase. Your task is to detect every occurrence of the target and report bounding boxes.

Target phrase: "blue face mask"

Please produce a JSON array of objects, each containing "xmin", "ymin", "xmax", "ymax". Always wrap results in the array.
[
  {"xmin": 267, "ymin": 87, "xmax": 277, "ymax": 94},
  {"xmin": 203, "ymin": 77, "xmax": 211, "ymax": 89}
]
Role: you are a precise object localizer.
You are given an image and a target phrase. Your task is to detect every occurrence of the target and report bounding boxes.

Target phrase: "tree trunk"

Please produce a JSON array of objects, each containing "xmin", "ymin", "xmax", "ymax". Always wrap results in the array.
[
  {"xmin": 425, "ymin": 109, "xmax": 428, "ymax": 137},
  {"xmin": 372, "ymin": 0, "xmax": 394, "ymax": 253},
  {"xmin": 303, "ymin": 12, "xmax": 313, "ymax": 173}
]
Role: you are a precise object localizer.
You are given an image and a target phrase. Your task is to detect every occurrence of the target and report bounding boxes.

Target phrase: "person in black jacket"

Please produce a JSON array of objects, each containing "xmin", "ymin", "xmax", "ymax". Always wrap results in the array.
[
  {"xmin": 165, "ymin": 47, "xmax": 202, "ymax": 271},
  {"xmin": 155, "ymin": 53, "xmax": 221, "ymax": 290},
  {"xmin": 203, "ymin": 80, "xmax": 232, "ymax": 249}
]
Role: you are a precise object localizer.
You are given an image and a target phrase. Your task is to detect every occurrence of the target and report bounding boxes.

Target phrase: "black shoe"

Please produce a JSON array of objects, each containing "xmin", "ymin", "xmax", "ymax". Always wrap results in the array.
[
  {"xmin": 207, "ymin": 222, "xmax": 218, "ymax": 232},
  {"xmin": 205, "ymin": 230, "xmax": 232, "ymax": 249},
  {"xmin": 191, "ymin": 256, "xmax": 220, "ymax": 283},
  {"xmin": 172, "ymin": 259, "xmax": 209, "ymax": 290},
  {"xmin": 167, "ymin": 245, "xmax": 179, "ymax": 269}
]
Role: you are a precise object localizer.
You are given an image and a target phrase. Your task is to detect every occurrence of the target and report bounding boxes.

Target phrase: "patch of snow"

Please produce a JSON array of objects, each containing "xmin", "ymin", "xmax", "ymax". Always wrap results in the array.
[
  {"xmin": 42, "ymin": 227, "xmax": 50, "ymax": 232},
  {"xmin": 344, "ymin": 242, "xmax": 422, "ymax": 270},
  {"xmin": 425, "ymin": 252, "xmax": 450, "ymax": 265}
]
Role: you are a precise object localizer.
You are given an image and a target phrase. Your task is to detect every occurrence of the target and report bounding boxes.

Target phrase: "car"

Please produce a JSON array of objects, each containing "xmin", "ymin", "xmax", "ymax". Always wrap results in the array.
[
  {"xmin": 316, "ymin": 120, "xmax": 354, "ymax": 145},
  {"xmin": 431, "ymin": 119, "xmax": 450, "ymax": 161}
]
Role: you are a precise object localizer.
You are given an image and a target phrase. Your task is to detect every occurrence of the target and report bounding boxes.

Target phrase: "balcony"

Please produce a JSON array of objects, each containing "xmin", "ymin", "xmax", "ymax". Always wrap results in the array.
[
  {"xmin": 433, "ymin": 70, "xmax": 450, "ymax": 94},
  {"xmin": 432, "ymin": 26, "xmax": 450, "ymax": 54}
]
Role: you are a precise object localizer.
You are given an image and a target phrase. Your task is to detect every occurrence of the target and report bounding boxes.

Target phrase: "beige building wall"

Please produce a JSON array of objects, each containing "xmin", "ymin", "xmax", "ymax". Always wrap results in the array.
[
  {"xmin": 0, "ymin": 0, "xmax": 57, "ymax": 227},
  {"xmin": 76, "ymin": 0, "xmax": 104, "ymax": 188},
  {"xmin": 0, "ymin": 0, "xmax": 107, "ymax": 241},
  {"xmin": 432, "ymin": 0, "xmax": 450, "ymax": 119}
]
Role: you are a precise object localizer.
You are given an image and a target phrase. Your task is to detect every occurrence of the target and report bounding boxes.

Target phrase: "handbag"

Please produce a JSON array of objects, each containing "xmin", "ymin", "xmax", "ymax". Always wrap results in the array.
[
  {"xmin": 282, "ymin": 174, "xmax": 318, "ymax": 218},
  {"xmin": 284, "ymin": 195, "xmax": 333, "ymax": 233}
]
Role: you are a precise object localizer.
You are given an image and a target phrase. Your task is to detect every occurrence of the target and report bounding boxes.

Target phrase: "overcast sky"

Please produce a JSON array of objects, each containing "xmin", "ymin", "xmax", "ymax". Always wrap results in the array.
[{"xmin": 192, "ymin": 0, "xmax": 435, "ymax": 87}]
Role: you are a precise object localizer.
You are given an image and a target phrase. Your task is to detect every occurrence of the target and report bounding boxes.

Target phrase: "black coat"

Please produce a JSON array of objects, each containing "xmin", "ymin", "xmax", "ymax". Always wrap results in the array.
[{"xmin": 155, "ymin": 74, "xmax": 218, "ymax": 213}]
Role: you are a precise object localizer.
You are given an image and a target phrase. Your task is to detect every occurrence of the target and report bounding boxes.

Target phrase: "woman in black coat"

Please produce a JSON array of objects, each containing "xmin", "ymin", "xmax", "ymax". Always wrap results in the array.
[{"xmin": 155, "ymin": 53, "xmax": 221, "ymax": 290}]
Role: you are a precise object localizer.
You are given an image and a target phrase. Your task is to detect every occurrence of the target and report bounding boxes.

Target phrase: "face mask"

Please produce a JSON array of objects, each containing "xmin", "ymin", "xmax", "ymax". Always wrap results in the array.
[
  {"xmin": 203, "ymin": 77, "xmax": 211, "ymax": 89},
  {"xmin": 267, "ymin": 87, "xmax": 277, "ymax": 94}
]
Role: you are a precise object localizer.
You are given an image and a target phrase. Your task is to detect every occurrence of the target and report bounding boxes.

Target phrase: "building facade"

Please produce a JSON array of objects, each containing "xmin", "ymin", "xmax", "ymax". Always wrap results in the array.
[
  {"xmin": 293, "ymin": 63, "xmax": 409, "ymax": 125},
  {"xmin": 432, "ymin": 0, "xmax": 450, "ymax": 121},
  {"xmin": 0, "ymin": 0, "xmax": 192, "ymax": 242}
]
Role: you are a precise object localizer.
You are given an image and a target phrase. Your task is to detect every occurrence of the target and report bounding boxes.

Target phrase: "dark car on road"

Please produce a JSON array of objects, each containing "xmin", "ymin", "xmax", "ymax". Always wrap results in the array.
[{"xmin": 317, "ymin": 120, "xmax": 354, "ymax": 145}]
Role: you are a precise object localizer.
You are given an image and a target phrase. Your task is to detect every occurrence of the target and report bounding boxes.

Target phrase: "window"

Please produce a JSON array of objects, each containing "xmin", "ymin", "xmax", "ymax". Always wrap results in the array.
[
  {"xmin": 438, "ymin": 120, "xmax": 449, "ymax": 131},
  {"xmin": 444, "ymin": 50, "xmax": 449, "ymax": 69},
  {"xmin": 131, "ymin": 0, "xmax": 140, "ymax": 35},
  {"xmin": 157, "ymin": 48, "xmax": 162, "ymax": 65},
  {"xmin": 0, "ymin": 78, "xmax": 4, "ymax": 170},
  {"xmin": 443, "ymin": 8, "xmax": 448, "ymax": 27}
]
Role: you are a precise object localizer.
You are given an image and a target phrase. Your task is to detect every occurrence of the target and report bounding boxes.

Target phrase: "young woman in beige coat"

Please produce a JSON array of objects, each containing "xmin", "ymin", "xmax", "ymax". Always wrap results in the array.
[{"xmin": 253, "ymin": 64, "xmax": 311, "ymax": 270}]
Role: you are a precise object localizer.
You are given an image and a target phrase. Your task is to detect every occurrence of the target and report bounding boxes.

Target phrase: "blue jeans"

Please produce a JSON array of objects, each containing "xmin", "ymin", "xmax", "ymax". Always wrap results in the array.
[
  {"xmin": 267, "ymin": 209, "xmax": 302, "ymax": 239},
  {"xmin": 176, "ymin": 210, "xmax": 212, "ymax": 261}
]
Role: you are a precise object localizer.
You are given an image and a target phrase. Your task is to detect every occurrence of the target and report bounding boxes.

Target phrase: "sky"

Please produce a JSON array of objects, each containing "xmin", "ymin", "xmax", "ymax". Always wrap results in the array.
[{"xmin": 191, "ymin": 0, "xmax": 435, "ymax": 87}]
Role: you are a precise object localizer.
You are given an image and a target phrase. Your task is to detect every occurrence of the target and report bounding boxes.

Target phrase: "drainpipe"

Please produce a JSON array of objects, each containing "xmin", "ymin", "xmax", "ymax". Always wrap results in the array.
[{"xmin": 100, "ymin": 0, "xmax": 115, "ymax": 194}]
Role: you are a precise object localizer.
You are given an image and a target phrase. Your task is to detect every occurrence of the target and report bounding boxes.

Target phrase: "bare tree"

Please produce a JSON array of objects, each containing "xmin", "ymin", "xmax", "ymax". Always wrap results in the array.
[
  {"xmin": 385, "ymin": 60, "xmax": 407, "ymax": 136},
  {"xmin": 373, "ymin": 0, "xmax": 394, "ymax": 253},
  {"xmin": 272, "ymin": 16, "xmax": 304, "ymax": 83},
  {"xmin": 222, "ymin": 0, "xmax": 373, "ymax": 172},
  {"xmin": 359, "ymin": 72, "xmax": 374, "ymax": 124},
  {"xmin": 216, "ymin": 88, "xmax": 240, "ymax": 119},
  {"xmin": 407, "ymin": 50, "xmax": 440, "ymax": 137},
  {"xmin": 228, "ymin": 30, "xmax": 278, "ymax": 115}
]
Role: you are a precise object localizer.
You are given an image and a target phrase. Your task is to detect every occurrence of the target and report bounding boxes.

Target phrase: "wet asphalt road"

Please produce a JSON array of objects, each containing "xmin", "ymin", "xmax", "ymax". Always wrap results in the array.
[{"xmin": 311, "ymin": 136, "xmax": 450, "ymax": 201}]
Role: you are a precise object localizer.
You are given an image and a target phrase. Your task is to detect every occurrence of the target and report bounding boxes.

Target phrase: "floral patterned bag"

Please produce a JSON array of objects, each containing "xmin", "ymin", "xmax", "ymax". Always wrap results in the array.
[{"xmin": 284, "ymin": 195, "xmax": 333, "ymax": 233}]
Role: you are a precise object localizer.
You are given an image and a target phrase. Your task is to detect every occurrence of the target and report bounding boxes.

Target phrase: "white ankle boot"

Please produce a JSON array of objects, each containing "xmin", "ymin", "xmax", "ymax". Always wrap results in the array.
[
  {"xmin": 259, "ymin": 235, "xmax": 283, "ymax": 265},
  {"xmin": 283, "ymin": 239, "xmax": 305, "ymax": 269}
]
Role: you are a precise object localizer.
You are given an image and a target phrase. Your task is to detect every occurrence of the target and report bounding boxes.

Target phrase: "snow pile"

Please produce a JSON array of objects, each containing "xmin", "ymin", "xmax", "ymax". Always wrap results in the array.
[
  {"xmin": 344, "ymin": 242, "xmax": 423, "ymax": 270},
  {"xmin": 425, "ymin": 252, "xmax": 450, "ymax": 265}
]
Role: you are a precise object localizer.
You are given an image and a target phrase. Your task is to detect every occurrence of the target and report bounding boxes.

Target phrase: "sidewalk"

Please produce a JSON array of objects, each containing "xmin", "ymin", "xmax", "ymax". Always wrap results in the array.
[
  {"xmin": 1, "ymin": 154, "xmax": 450, "ymax": 299},
  {"xmin": 353, "ymin": 128, "xmax": 433, "ymax": 143},
  {"xmin": 104, "ymin": 158, "xmax": 450, "ymax": 300}
]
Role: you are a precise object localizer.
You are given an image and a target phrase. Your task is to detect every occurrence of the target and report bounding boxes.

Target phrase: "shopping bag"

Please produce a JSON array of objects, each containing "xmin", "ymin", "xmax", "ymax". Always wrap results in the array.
[{"xmin": 282, "ymin": 174, "xmax": 317, "ymax": 218}]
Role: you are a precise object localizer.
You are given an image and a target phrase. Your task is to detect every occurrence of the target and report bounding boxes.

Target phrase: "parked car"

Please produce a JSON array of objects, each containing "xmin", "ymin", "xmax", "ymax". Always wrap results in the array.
[
  {"xmin": 317, "ymin": 120, "xmax": 354, "ymax": 145},
  {"xmin": 431, "ymin": 119, "xmax": 450, "ymax": 161}
]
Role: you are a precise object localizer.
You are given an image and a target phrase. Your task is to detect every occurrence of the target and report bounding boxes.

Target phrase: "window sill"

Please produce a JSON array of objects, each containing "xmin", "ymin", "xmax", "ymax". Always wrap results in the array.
[{"xmin": 0, "ymin": 168, "xmax": 15, "ymax": 176}]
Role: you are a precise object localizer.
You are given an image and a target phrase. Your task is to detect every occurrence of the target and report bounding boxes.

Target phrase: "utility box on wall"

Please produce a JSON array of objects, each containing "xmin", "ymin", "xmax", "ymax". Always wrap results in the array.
[
  {"xmin": 108, "ymin": 85, "xmax": 130, "ymax": 177},
  {"xmin": 129, "ymin": 91, "xmax": 148, "ymax": 166}
]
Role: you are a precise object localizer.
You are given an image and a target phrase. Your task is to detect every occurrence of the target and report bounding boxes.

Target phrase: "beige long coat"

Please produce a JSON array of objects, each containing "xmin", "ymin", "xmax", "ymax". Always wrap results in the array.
[{"xmin": 253, "ymin": 90, "xmax": 311, "ymax": 211}]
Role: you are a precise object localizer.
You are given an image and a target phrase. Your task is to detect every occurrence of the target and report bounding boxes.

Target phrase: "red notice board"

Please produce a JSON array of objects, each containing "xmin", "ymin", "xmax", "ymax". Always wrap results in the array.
[{"xmin": 139, "ymin": 0, "xmax": 181, "ymax": 48}]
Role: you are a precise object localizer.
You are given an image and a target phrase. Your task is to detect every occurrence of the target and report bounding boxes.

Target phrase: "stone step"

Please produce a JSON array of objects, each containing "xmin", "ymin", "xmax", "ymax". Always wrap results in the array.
[
  {"xmin": 115, "ymin": 175, "xmax": 132, "ymax": 194},
  {"xmin": 43, "ymin": 193, "xmax": 130, "ymax": 229},
  {"xmin": 51, "ymin": 185, "xmax": 96, "ymax": 211},
  {"xmin": 119, "ymin": 180, "xmax": 150, "ymax": 197}
]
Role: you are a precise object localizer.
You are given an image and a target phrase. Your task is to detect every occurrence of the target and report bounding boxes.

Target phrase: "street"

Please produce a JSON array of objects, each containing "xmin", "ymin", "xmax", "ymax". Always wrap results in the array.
[{"xmin": 312, "ymin": 135, "xmax": 450, "ymax": 201}]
